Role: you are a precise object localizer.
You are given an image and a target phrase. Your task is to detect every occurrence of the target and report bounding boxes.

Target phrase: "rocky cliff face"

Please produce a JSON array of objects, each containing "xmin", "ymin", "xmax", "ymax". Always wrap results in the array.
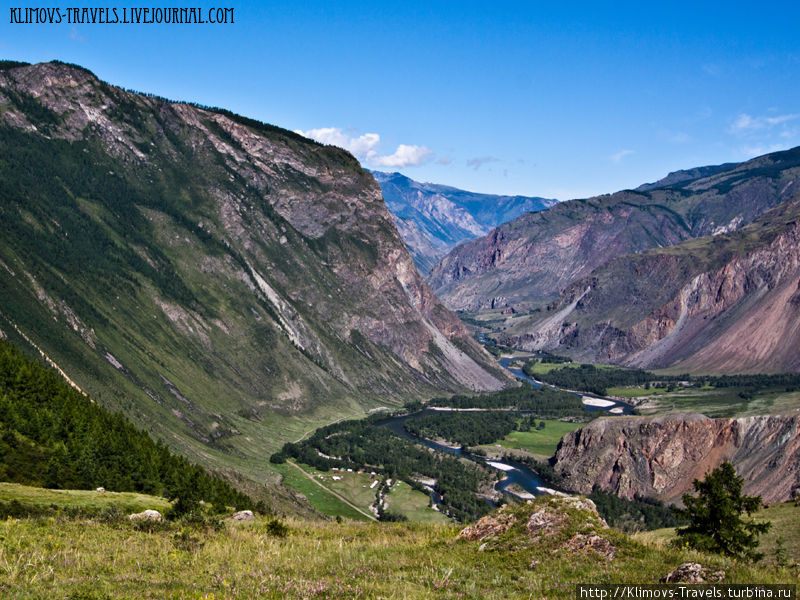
[
  {"xmin": 503, "ymin": 195, "xmax": 800, "ymax": 372},
  {"xmin": 0, "ymin": 61, "xmax": 509, "ymax": 478},
  {"xmin": 373, "ymin": 171, "xmax": 555, "ymax": 273},
  {"xmin": 552, "ymin": 414, "xmax": 800, "ymax": 504},
  {"xmin": 428, "ymin": 149, "xmax": 800, "ymax": 311}
]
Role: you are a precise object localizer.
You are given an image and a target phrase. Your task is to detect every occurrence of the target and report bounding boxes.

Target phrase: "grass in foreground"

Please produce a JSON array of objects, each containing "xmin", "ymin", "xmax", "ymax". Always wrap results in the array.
[{"xmin": 0, "ymin": 497, "xmax": 796, "ymax": 599}]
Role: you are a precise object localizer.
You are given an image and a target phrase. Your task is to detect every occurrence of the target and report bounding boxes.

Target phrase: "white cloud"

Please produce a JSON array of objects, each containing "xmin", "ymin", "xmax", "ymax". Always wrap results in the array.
[
  {"xmin": 372, "ymin": 144, "xmax": 433, "ymax": 168},
  {"xmin": 729, "ymin": 113, "xmax": 799, "ymax": 135},
  {"xmin": 610, "ymin": 149, "xmax": 634, "ymax": 164},
  {"xmin": 295, "ymin": 127, "xmax": 380, "ymax": 160},
  {"xmin": 295, "ymin": 126, "xmax": 432, "ymax": 168}
]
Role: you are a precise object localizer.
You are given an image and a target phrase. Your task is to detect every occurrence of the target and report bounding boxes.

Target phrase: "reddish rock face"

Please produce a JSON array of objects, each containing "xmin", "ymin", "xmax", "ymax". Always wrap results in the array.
[
  {"xmin": 428, "ymin": 154, "xmax": 800, "ymax": 313},
  {"xmin": 553, "ymin": 414, "xmax": 800, "ymax": 504},
  {"xmin": 501, "ymin": 193, "xmax": 800, "ymax": 373}
]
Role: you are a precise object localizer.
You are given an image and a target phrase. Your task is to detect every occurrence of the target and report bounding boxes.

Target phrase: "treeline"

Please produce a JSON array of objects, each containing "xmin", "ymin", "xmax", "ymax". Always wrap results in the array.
[
  {"xmin": 527, "ymin": 363, "xmax": 655, "ymax": 396},
  {"xmin": 404, "ymin": 412, "xmax": 540, "ymax": 447},
  {"xmin": 529, "ymin": 362, "xmax": 800, "ymax": 396},
  {"xmin": 506, "ymin": 454, "xmax": 679, "ymax": 531},
  {"xmin": 537, "ymin": 352, "xmax": 573, "ymax": 364},
  {"xmin": 428, "ymin": 383, "xmax": 585, "ymax": 417},
  {"xmin": 270, "ymin": 418, "xmax": 494, "ymax": 522},
  {"xmin": 587, "ymin": 486, "xmax": 682, "ymax": 532},
  {"xmin": 0, "ymin": 339, "xmax": 253, "ymax": 511}
]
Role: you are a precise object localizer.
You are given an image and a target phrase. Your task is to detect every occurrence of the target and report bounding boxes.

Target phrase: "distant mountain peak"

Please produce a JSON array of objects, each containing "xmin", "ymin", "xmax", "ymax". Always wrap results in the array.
[{"xmin": 370, "ymin": 170, "xmax": 556, "ymax": 273}]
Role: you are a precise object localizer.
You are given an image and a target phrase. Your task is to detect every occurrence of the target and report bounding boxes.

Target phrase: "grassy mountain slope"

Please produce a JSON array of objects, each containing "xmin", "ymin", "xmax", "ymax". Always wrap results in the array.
[
  {"xmin": 1, "ymin": 492, "xmax": 795, "ymax": 599},
  {"xmin": 429, "ymin": 147, "xmax": 800, "ymax": 312},
  {"xmin": 0, "ymin": 60, "xmax": 509, "ymax": 486}
]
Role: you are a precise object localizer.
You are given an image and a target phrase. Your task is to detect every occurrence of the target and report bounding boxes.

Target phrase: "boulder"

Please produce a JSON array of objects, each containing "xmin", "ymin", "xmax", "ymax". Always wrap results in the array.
[
  {"xmin": 661, "ymin": 562, "xmax": 725, "ymax": 583},
  {"xmin": 231, "ymin": 510, "xmax": 255, "ymax": 521},
  {"xmin": 128, "ymin": 509, "xmax": 162, "ymax": 521}
]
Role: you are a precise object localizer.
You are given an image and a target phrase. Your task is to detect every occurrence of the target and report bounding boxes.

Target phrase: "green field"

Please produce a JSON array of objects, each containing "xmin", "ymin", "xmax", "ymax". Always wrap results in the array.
[
  {"xmin": 605, "ymin": 385, "xmax": 670, "ymax": 398},
  {"xmin": 271, "ymin": 463, "xmax": 371, "ymax": 522},
  {"xmin": 384, "ymin": 481, "xmax": 450, "ymax": 523},
  {"xmin": 516, "ymin": 360, "xmax": 562, "ymax": 375},
  {"xmin": 0, "ymin": 482, "xmax": 171, "ymax": 514},
  {"xmin": 316, "ymin": 469, "xmax": 380, "ymax": 512},
  {"xmin": 485, "ymin": 420, "xmax": 582, "ymax": 457},
  {"xmin": 637, "ymin": 388, "xmax": 800, "ymax": 418}
]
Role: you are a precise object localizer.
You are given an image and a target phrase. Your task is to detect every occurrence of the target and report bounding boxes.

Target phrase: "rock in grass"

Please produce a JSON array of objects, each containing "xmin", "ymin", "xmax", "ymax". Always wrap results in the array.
[
  {"xmin": 457, "ymin": 510, "xmax": 517, "ymax": 542},
  {"xmin": 128, "ymin": 509, "xmax": 162, "ymax": 521},
  {"xmin": 231, "ymin": 510, "xmax": 255, "ymax": 521},
  {"xmin": 661, "ymin": 562, "xmax": 725, "ymax": 583}
]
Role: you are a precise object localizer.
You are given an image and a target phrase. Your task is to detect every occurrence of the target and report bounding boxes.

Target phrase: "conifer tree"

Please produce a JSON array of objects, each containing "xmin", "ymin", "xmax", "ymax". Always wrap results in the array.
[{"xmin": 675, "ymin": 462, "xmax": 770, "ymax": 561}]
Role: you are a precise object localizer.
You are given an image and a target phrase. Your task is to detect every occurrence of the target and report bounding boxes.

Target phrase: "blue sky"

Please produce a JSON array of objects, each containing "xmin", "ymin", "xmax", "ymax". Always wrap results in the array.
[{"xmin": 3, "ymin": 1, "xmax": 799, "ymax": 199}]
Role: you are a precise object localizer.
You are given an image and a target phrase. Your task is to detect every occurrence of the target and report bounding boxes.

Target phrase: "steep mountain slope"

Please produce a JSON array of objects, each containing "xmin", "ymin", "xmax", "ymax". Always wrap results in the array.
[
  {"xmin": 428, "ymin": 149, "xmax": 800, "ymax": 311},
  {"xmin": 372, "ymin": 171, "xmax": 555, "ymax": 273},
  {"xmin": 553, "ymin": 414, "xmax": 800, "ymax": 504},
  {"xmin": 502, "ymin": 193, "xmax": 800, "ymax": 372},
  {"xmin": 0, "ymin": 60, "xmax": 509, "ymax": 483}
]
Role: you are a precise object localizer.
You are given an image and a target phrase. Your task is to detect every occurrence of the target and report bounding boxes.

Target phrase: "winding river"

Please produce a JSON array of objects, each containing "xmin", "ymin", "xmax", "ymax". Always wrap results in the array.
[
  {"xmin": 375, "ymin": 409, "xmax": 548, "ymax": 502},
  {"xmin": 376, "ymin": 351, "xmax": 633, "ymax": 502}
]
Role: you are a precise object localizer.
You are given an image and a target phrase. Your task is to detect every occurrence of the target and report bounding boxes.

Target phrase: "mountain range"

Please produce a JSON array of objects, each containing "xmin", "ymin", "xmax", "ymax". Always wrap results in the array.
[
  {"xmin": 428, "ymin": 149, "xmax": 800, "ymax": 311},
  {"xmin": 372, "ymin": 170, "xmax": 555, "ymax": 273},
  {"xmin": 0, "ymin": 60, "xmax": 509, "ymax": 486},
  {"xmin": 427, "ymin": 147, "xmax": 800, "ymax": 372}
]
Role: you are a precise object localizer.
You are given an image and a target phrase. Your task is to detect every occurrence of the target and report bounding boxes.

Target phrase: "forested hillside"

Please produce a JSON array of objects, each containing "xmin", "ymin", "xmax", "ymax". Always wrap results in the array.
[{"xmin": 0, "ymin": 338, "xmax": 252, "ymax": 510}]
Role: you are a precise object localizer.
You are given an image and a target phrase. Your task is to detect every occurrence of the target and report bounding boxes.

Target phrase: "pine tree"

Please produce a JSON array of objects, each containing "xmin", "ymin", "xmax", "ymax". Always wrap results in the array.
[{"xmin": 675, "ymin": 462, "xmax": 770, "ymax": 561}]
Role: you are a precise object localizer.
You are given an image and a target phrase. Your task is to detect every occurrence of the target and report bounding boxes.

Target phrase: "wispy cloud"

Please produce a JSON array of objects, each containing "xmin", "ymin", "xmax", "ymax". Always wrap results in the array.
[
  {"xmin": 295, "ymin": 127, "xmax": 432, "ymax": 168},
  {"xmin": 610, "ymin": 149, "xmax": 634, "ymax": 164},
  {"xmin": 667, "ymin": 131, "xmax": 691, "ymax": 143},
  {"xmin": 729, "ymin": 113, "xmax": 800, "ymax": 135},
  {"xmin": 466, "ymin": 156, "xmax": 500, "ymax": 170},
  {"xmin": 436, "ymin": 156, "xmax": 453, "ymax": 165},
  {"xmin": 738, "ymin": 143, "xmax": 790, "ymax": 158},
  {"xmin": 69, "ymin": 27, "xmax": 86, "ymax": 42}
]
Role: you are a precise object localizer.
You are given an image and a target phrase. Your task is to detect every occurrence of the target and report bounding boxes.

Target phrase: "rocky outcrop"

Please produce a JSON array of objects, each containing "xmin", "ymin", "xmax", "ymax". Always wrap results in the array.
[
  {"xmin": 505, "ymin": 196, "xmax": 800, "ymax": 372},
  {"xmin": 458, "ymin": 495, "xmax": 616, "ymax": 561},
  {"xmin": 373, "ymin": 171, "xmax": 554, "ymax": 274},
  {"xmin": 0, "ymin": 61, "xmax": 510, "ymax": 479},
  {"xmin": 552, "ymin": 414, "xmax": 800, "ymax": 504},
  {"xmin": 428, "ymin": 148, "xmax": 800, "ymax": 312}
]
